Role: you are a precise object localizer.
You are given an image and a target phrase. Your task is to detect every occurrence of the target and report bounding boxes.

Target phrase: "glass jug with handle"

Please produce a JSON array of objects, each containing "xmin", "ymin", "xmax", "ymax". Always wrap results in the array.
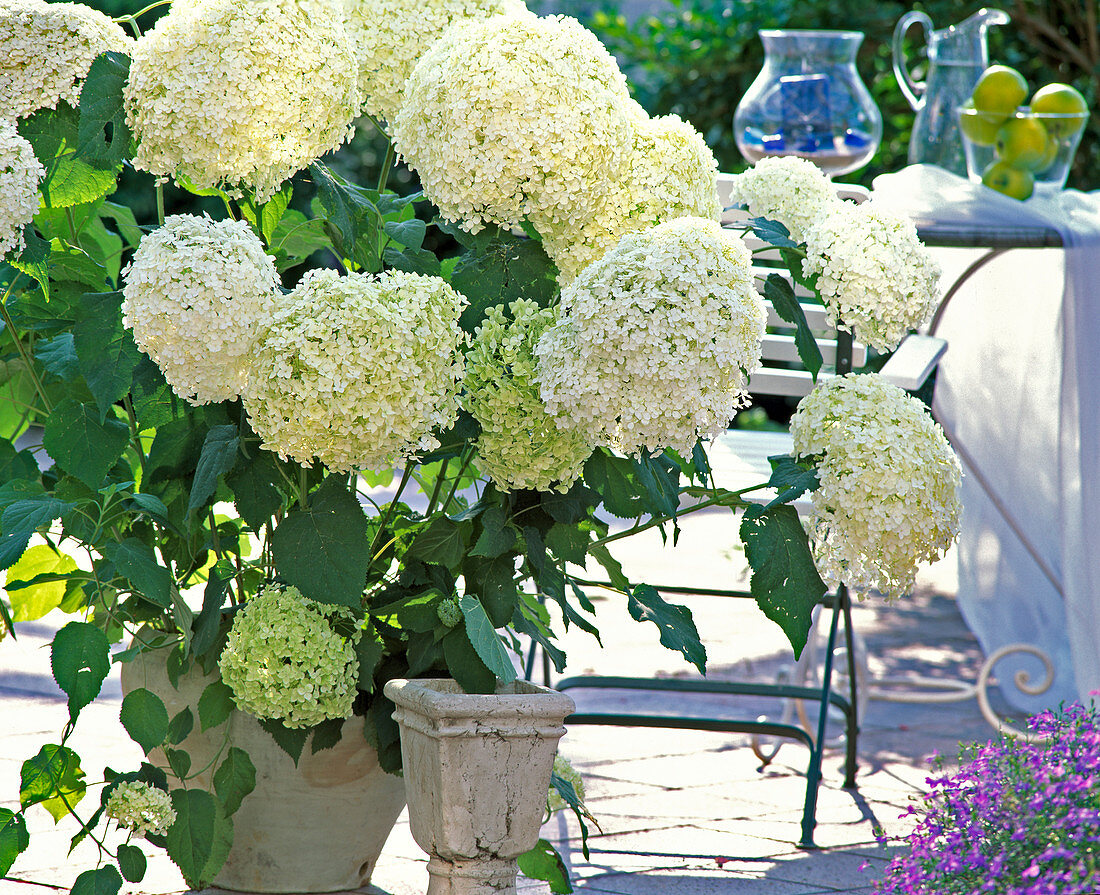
[{"xmin": 892, "ymin": 7, "xmax": 1010, "ymax": 175}]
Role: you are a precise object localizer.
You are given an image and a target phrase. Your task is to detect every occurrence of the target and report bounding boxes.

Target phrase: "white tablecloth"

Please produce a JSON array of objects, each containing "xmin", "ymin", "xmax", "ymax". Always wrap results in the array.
[{"xmin": 872, "ymin": 165, "xmax": 1100, "ymax": 711}]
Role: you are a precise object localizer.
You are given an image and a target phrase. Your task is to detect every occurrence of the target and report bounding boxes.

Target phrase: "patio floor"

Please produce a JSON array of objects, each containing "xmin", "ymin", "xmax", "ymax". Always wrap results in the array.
[{"xmin": 1, "ymin": 514, "xmax": 1017, "ymax": 895}]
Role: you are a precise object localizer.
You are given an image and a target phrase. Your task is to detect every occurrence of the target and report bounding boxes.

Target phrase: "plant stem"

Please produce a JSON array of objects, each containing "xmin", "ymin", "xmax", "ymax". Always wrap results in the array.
[
  {"xmin": 155, "ymin": 184, "xmax": 165, "ymax": 226},
  {"xmin": 0, "ymin": 277, "xmax": 53, "ymax": 415},
  {"xmin": 377, "ymin": 140, "xmax": 396, "ymax": 193},
  {"xmin": 589, "ymin": 489, "xmax": 755, "ymax": 550},
  {"xmin": 440, "ymin": 449, "xmax": 475, "ymax": 515},
  {"xmin": 64, "ymin": 207, "xmax": 83, "ymax": 248},
  {"xmin": 112, "ymin": 0, "xmax": 172, "ymax": 25},
  {"xmin": 298, "ymin": 464, "xmax": 309, "ymax": 510},
  {"xmin": 123, "ymin": 395, "xmax": 147, "ymax": 476},
  {"xmin": 368, "ymin": 464, "xmax": 415, "ymax": 558},
  {"xmin": 424, "ymin": 459, "xmax": 450, "ymax": 516}
]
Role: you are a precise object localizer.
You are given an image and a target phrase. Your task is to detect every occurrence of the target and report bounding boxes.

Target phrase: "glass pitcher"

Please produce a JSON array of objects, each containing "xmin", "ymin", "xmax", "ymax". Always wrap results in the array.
[
  {"xmin": 892, "ymin": 8, "xmax": 1010, "ymax": 175},
  {"xmin": 734, "ymin": 30, "xmax": 882, "ymax": 177}
]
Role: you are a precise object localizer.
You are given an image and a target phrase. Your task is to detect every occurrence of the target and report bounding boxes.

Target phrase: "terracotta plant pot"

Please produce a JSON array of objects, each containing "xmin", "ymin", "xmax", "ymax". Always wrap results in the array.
[
  {"xmin": 121, "ymin": 648, "xmax": 406, "ymax": 894},
  {"xmin": 384, "ymin": 678, "xmax": 575, "ymax": 895}
]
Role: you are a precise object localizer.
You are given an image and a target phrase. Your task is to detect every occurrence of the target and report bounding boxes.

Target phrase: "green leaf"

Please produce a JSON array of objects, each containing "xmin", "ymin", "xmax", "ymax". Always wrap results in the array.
[
  {"xmin": 407, "ymin": 514, "xmax": 470, "ymax": 570},
  {"xmin": 76, "ymin": 51, "xmax": 132, "ymax": 169},
  {"xmin": 583, "ymin": 450, "xmax": 646, "ymax": 519},
  {"xmin": 99, "ymin": 200, "xmax": 143, "ymax": 248},
  {"xmin": 258, "ymin": 718, "xmax": 309, "ymax": 766},
  {"xmin": 41, "ymin": 398, "xmax": 129, "ymax": 488},
  {"xmin": 116, "ymin": 843, "xmax": 147, "ymax": 883},
  {"xmin": 450, "ymin": 228, "xmax": 558, "ymax": 333},
  {"xmin": 120, "ymin": 688, "xmax": 170, "ymax": 754},
  {"xmin": 271, "ymin": 476, "xmax": 370, "ymax": 607},
  {"xmin": 102, "ymin": 538, "xmax": 172, "ymax": 608},
  {"xmin": 545, "ymin": 522, "xmax": 591, "ymax": 566},
  {"xmin": 225, "ymin": 448, "xmax": 283, "ymax": 531},
  {"xmin": 8, "ymin": 227, "xmax": 51, "ymax": 300},
  {"xmin": 20, "ymin": 744, "xmax": 85, "ymax": 821},
  {"xmin": 18, "ymin": 104, "xmax": 118, "ymax": 208},
  {"xmin": 739, "ymin": 504, "xmax": 825, "ymax": 659},
  {"xmin": 190, "ymin": 572, "xmax": 227, "ymax": 659},
  {"xmin": 442, "ymin": 626, "xmax": 497, "ymax": 694},
  {"xmin": 36, "ymin": 332, "xmax": 80, "ymax": 380},
  {"xmin": 188, "ymin": 424, "xmax": 240, "ymax": 515},
  {"xmin": 166, "ymin": 707, "xmax": 194, "ymax": 745},
  {"xmin": 240, "ymin": 184, "xmax": 292, "ymax": 246},
  {"xmin": 0, "ymin": 439, "xmax": 40, "ymax": 486},
  {"xmin": 309, "ymin": 718, "xmax": 344, "ymax": 754},
  {"xmin": 383, "ymin": 218, "xmax": 426, "ymax": 250},
  {"xmin": 467, "ymin": 554, "xmax": 519, "ymax": 627},
  {"xmin": 0, "ymin": 809, "xmax": 29, "ymax": 877},
  {"xmin": 131, "ymin": 356, "xmax": 177, "ymax": 431},
  {"xmin": 51, "ymin": 621, "xmax": 110, "ymax": 721},
  {"xmin": 354, "ymin": 624, "xmax": 385, "ymax": 692},
  {"xmin": 73, "ymin": 291, "xmax": 141, "ymax": 419},
  {"xmin": 748, "ymin": 216, "xmax": 797, "ymax": 247},
  {"xmin": 212, "ymin": 747, "xmax": 255, "ymax": 815},
  {"xmin": 763, "ymin": 273, "xmax": 823, "ymax": 380},
  {"xmin": 634, "ymin": 452, "xmax": 680, "ymax": 519},
  {"xmin": 164, "ymin": 747, "xmax": 191, "ymax": 780},
  {"xmin": 627, "ymin": 584, "xmax": 706, "ymax": 674},
  {"xmin": 70, "ymin": 865, "xmax": 123, "ymax": 895},
  {"xmin": 164, "ymin": 788, "xmax": 233, "ymax": 888},
  {"xmin": 382, "ymin": 244, "xmax": 442, "ymax": 276},
  {"xmin": 5, "ymin": 543, "xmax": 78, "ymax": 623},
  {"xmin": 764, "ymin": 454, "xmax": 820, "ymax": 509},
  {"xmin": 198, "ymin": 680, "xmax": 235, "ymax": 732},
  {"xmin": 469, "ymin": 505, "xmax": 515, "ymax": 558},
  {"xmin": 458, "ymin": 594, "xmax": 517, "ymax": 684},
  {"xmin": 267, "ymin": 209, "xmax": 330, "ymax": 271},
  {"xmin": 309, "ymin": 162, "xmax": 382, "ymax": 271},
  {"xmin": 518, "ymin": 839, "xmax": 573, "ymax": 893}
]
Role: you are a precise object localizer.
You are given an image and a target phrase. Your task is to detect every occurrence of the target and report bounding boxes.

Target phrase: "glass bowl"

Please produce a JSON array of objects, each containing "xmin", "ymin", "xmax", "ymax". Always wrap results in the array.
[{"xmin": 960, "ymin": 106, "xmax": 1088, "ymax": 198}]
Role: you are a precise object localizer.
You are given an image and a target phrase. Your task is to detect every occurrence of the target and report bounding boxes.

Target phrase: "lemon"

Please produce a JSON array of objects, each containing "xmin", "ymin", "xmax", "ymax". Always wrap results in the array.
[
  {"xmin": 981, "ymin": 159, "xmax": 1034, "ymax": 200},
  {"xmin": 971, "ymin": 65, "xmax": 1029, "ymax": 120},
  {"xmin": 994, "ymin": 116, "xmax": 1050, "ymax": 170},
  {"xmin": 959, "ymin": 101, "xmax": 1001, "ymax": 146},
  {"xmin": 1030, "ymin": 82, "xmax": 1089, "ymax": 138}
]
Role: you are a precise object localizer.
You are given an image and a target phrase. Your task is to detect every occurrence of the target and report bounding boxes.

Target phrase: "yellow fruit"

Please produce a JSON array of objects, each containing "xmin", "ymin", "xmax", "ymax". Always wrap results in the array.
[
  {"xmin": 981, "ymin": 159, "xmax": 1034, "ymax": 200},
  {"xmin": 971, "ymin": 65, "xmax": 1029, "ymax": 119},
  {"xmin": 959, "ymin": 101, "xmax": 1001, "ymax": 146},
  {"xmin": 1030, "ymin": 82, "xmax": 1089, "ymax": 138},
  {"xmin": 1034, "ymin": 136, "xmax": 1059, "ymax": 174},
  {"xmin": 994, "ymin": 116, "xmax": 1050, "ymax": 170}
]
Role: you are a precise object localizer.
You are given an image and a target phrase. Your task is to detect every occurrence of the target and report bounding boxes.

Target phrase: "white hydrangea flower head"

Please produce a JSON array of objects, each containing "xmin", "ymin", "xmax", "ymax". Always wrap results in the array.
[
  {"xmin": 723, "ymin": 155, "xmax": 839, "ymax": 243},
  {"xmin": 219, "ymin": 583, "xmax": 360, "ymax": 729},
  {"xmin": 121, "ymin": 214, "xmax": 281, "ymax": 405},
  {"xmin": 0, "ymin": 0, "xmax": 131, "ymax": 120},
  {"xmin": 541, "ymin": 112, "xmax": 721, "ymax": 282},
  {"xmin": 536, "ymin": 217, "xmax": 766, "ymax": 456},
  {"xmin": 465, "ymin": 300, "xmax": 593, "ymax": 492},
  {"xmin": 343, "ymin": 0, "xmax": 526, "ymax": 123},
  {"xmin": 124, "ymin": 0, "xmax": 359, "ymax": 201},
  {"xmin": 105, "ymin": 781, "xmax": 176, "ymax": 838},
  {"xmin": 789, "ymin": 373, "xmax": 961, "ymax": 599},
  {"xmin": 802, "ymin": 202, "xmax": 942, "ymax": 352},
  {"xmin": 392, "ymin": 13, "xmax": 634, "ymax": 233},
  {"xmin": 244, "ymin": 268, "xmax": 466, "ymax": 473},
  {"xmin": 0, "ymin": 120, "xmax": 43, "ymax": 257},
  {"xmin": 547, "ymin": 754, "xmax": 585, "ymax": 813}
]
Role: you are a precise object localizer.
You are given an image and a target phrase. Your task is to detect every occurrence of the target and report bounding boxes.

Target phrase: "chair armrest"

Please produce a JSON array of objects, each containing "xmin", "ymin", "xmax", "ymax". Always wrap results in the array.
[{"xmin": 877, "ymin": 334, "xmax": 947, "ymax": 391}]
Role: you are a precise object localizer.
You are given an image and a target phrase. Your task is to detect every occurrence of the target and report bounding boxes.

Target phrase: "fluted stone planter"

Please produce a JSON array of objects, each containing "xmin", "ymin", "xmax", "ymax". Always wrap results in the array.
[
  {"xmin": 121, "ymin": 647, "xmax": 406, "ymax": 894},
  {"xmin": 384, "ymin": 678, "xmax": 575, "ymax": 895}
]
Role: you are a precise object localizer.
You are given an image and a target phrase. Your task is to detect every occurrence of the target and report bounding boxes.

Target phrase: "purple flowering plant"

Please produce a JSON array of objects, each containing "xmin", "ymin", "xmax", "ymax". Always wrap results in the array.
[{"xmin": 876, "ymin": 701, "xmax": 1100, "ymax": 895}]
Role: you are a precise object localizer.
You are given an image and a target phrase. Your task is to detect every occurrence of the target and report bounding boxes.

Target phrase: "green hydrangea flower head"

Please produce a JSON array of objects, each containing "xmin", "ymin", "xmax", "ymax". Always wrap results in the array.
[
  {"xmin": 464, "ymin": 299, "xmax": 593, "ymax": 492},
  {"xmin": 105, "ymin": 781, "xmax": 176, "ymax": 837},
  {"xmin": 219, "ymin": 583, "xmax": 360, "ymax": 728},
  {"xmin": 548, "ymin": 754, "xmax": 585, "ymax": 813}
]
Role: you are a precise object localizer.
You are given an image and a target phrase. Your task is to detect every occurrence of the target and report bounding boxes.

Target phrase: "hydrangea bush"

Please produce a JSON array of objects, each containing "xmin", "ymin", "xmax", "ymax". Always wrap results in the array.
[
  {"xmin": 876, "ymin": 702, "xmax": 1100, "ymax": 895},
  {"xmin": 0, "ymin": 0, "xmax": 957, "ymax": 891}
]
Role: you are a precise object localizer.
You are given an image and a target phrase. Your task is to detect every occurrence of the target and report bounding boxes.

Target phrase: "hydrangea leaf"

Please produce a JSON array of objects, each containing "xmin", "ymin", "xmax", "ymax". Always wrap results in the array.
[
  {"xmin": 763, "ymin": 273, "xmax": 823, "ymax": 380},
  {"xmin": 581, "ymin": 450, "xmax": 646, "ymax": 519},
  {"xmin": 17, "ymin": 105, "xmax": 118, "ymax": 209},
  {"xmin": 517, "ymin": 839, "xmax": 572, "ymax": 894},
  {"xmin": 466, "ymin": 554, "xmax": 519, "ymax": 627},
  {"xmin": 354, "ymin": 624, "xmax": 385, "ymax": 692},
  {"xmin": 0, "ymin": 808, "xmax": 29, "ymax": 876},
  {"xmin": 187, "ymin": 424, "xmax": 240, "ymax": 516},
  {"xmin": 41, "ymin": 398, "xmax": 129, "ymax": 489},
  {"xmin": 102, "ymin": 538, "xmax": 172, "ymax": 609},
  {"xmin": 70, "ymin": 865, "xmax": 123, "ymax": 895},
  {"xmin": 309, "ymin": 162, "xmax": 383, "ymax": 271},
  {"xmin": 164, "ymin": 789, "xmax": 233, "ymax": 889},
  {"xmin": 442, "ymin": 625, "xmax": 498, "ymax": 695},
  {"xmin": 271, "ymin": 477, "xmax": 370, "ymax": 607},
  {"xmin": 225, "ymin": 448, "xmax": 283, "ymax": 531},
  {"xmin": 212, "ymin": 747, "xmax": 255, "ymax": 815},
  {"xmin": 748, "ymin": 216, "xmax": 797, "ymax": 247},
  {"xmin": 35, "ymin": 332, "xmax": 80, "ymax": 380},
  {"xmin": 309, "ymin": 718, "xmax": 344, "ymax": 755},
  {"xmin": 51, "ymin": 621, "xmax": 110, "ymax": 721},
  {"xmin": 458, "ymin": 593, "xmax": 517, "ymax": 684},
  {"xmin": 6, "ymin": 543, "xmax": 79, "ymax": 623},
  {"xmin": 120, "ymin": 688, "xmax": 170, "ymax": 754},
  {"xmin": 76, "ymin": 51, "xmax": 132, "ymax": 170},
  {"xmin": 190, "ymin": 573, "xmax": 227, "ymax": 660},
  {"xmin": 469, "ymin": 506, "xmax": 516, "ymax": 559},
  {"xmin": 545, "ymin": 523, "xmax": 590, "ymax": 567},
  {"xmin": 0, "ymin": 439, "xmax": 39, "ymax": 487},
  {"xmin": 7, "ymin": 227, "xmax": 51, "ymax": 301},
  {"xmin": 764, "ymin": 455, "xmax": 820, "ymax": 510},
  {"xmin": 197, "ymin": 680, "xmax": 235, "ymax": 733},
  {"xmin": 116, "ymin": 843, "xmax": 147, "ymax": 883},
  {"xmin": 627, "ymin": 584, "xmax": 706, "ymax": 674},
  {"xmin": 20, "ymin": 744, "xmax": 86, "ymax": 821},
  {"xmin": 73, "ymin": 291, "xmax": 142, "ymax": 421},
  {"xmin": 633, "ymin": 452, "xmax": 680, "ymax": 519},
  {"xmin": 407, "ymin": 515, "xmax": 471, "ymax": 571},
  {"xmin": 257, "ymin": 719, "xmax": 309, "ymax": 767},
  {"xmin": 130, "ymin": 356, "xmax": 177, "ymax": 432},
  {"xmin": 166, "ymin": 708, "xmax": 194, "ymax": 746},
  {"xmin": 739, "ymin": 504, "xmax": 824, "ymax": 658}
]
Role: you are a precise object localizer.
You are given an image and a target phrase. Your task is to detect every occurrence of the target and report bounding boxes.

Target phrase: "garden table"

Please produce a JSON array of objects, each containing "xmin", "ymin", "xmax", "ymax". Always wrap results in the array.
[{"xmin": 872, "ymin": 165, "xmax": 1100, "ymax": 729}]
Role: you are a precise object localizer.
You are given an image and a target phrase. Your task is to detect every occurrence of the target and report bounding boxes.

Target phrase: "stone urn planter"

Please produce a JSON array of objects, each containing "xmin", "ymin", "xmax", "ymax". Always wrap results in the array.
[
  {"xmin": 121, "ymin": 648, "xmax": 407, "ymax": 894},
  {"xmin": 384, "ymin": 678, "xmax": 575, "ymax": 895}
]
